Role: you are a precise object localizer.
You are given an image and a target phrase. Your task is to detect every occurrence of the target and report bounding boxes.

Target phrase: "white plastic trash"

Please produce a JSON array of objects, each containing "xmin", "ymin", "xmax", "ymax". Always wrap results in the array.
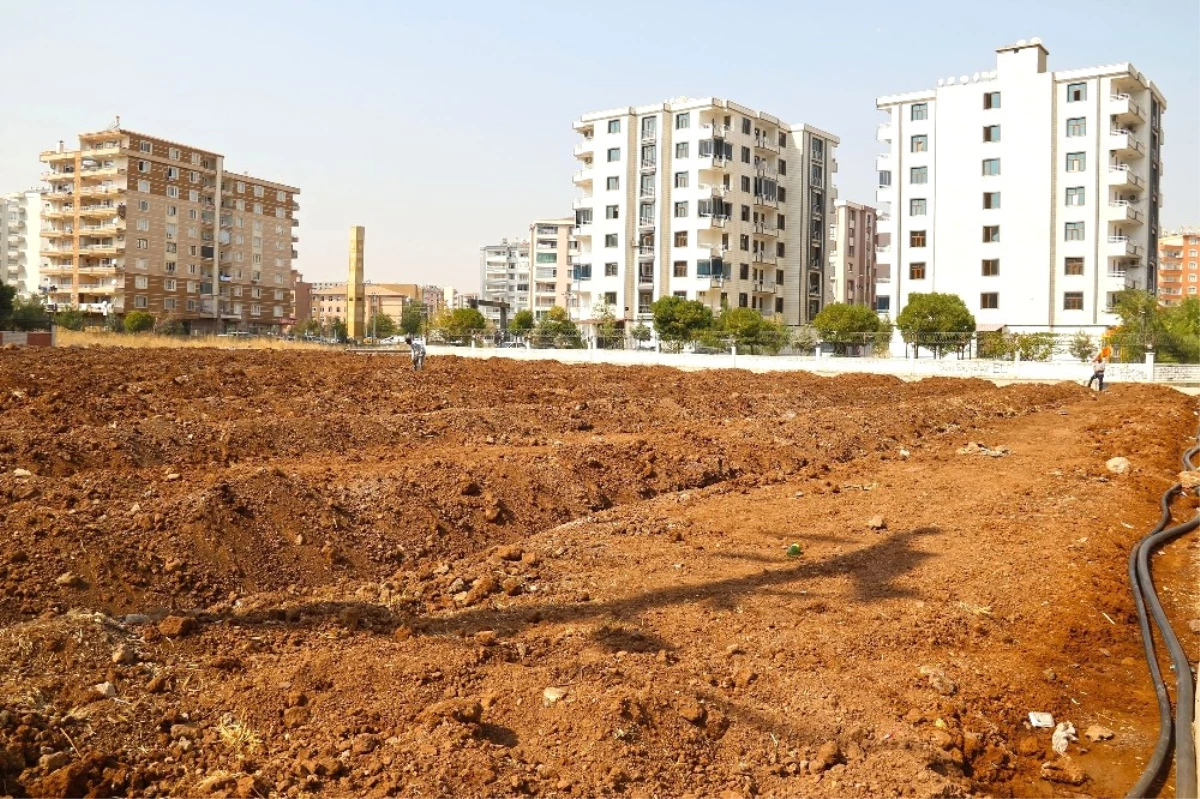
[{"xmin": 1029, "ymin": 712, "xmax": 1055, "ymax": 729}]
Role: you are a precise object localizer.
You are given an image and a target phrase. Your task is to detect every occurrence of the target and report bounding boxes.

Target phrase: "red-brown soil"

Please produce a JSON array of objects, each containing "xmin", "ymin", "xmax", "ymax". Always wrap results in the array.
[{"xmin": 0, "ymin": 348, "xmax": 1195, "ymax": 798}]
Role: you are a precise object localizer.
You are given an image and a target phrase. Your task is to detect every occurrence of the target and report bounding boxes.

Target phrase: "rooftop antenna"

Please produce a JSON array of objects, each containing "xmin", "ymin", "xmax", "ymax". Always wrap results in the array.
[{"xmin": 105, "ymin": 115, "xmax": 120, "ymax": 131}]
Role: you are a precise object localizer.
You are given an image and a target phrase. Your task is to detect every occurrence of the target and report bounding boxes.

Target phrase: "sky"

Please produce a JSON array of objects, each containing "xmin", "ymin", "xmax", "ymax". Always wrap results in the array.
[{"xmin": 1, "ymin": 0, "xmax": 1196, "ymax": 291}]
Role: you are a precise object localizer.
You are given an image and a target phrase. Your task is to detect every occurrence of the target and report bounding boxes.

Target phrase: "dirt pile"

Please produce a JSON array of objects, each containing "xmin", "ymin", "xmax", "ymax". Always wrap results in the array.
[{"xmin": 0, "ymin": 348, "xmax": 1195, "ymax": 798}]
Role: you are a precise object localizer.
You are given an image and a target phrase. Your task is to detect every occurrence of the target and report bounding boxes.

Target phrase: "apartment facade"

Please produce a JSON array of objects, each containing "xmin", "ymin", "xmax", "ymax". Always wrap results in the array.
[
  {"xmin": 311, "ymin": 281, "xmax": 415, "ymax": 327},
  {"xmin": 828, "ymin": 200, "xmax": 877, "ymax": 307},
  {"xmin": 2, "ymin": 190, "xmax": 45, "ymax": 295},
  {"xmin": 527, "ymin": 217, "xmax": 574, "ymax": 319},
  {"xmin": 571, "ymin": 97, "xmax": 838, "ymax": 329},
  {"xmin": 875, "ymin": 39, "xmax": 1165, "ymax": 332},
  {"xmin": 291, "ymin": 269, "xmax": 312, "ymax": 322},
  {"xmin": 1157, "ymin": 230, "xmax": 1198, "ymax": 306},
  {"xmin": 478, "ymin": 239, "xmax": 530, "ymax": 325},
  {"xmin": 39, "ymin": 127, "xmax": 299, "ymax": 333}
]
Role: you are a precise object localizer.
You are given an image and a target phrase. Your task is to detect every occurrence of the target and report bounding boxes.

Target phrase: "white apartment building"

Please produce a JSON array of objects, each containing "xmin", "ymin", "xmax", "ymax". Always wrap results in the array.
[
  {"xmin": 874, "ymin": 39, "xmax": 1165, "ymax": 331},
  {"xmin": 828, "ymin": 200, "xmax": 878, "ymax": 308},
  {"xmin": 571, "ymin": 97, "xmax": 838, "ymax": 328},
  {"xmin": 528, "ymin": 217, "xmax": 574, "ymax": 319},
  {"xmin": 478, "ymin": 238, "xmax": 530, "ymax": 325},
  {"xmin": 1, "ymin": 190, "xmax": 45, "ymax": 295}
]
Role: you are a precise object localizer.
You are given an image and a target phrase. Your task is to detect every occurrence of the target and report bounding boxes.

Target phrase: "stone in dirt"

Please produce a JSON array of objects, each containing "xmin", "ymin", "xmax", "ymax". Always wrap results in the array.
[
  {"xmin": 1189, "ymin": 619, "xmax": 1200, "ymax": 633},
  {"xmin": 1084, "ymin": 725, "xmax": 1114, "ymax": 742},
  {"xmin": 919, "ymin": 666, "xmax": 957, "ymax": 696},
  {"xmin": 94, "ymin": 681, "xmax": 117, "ymax": 698},
  {"xmin": 158, "ymin": 615, "xmax": 196, "ymax": 637},
  {"xmin": 111, "ymin": 644, "xmax": 137, "ymax": 665},
  {"xmin": 809, "ymin": 741, "xmax": 842, "ymax": 774},
  {"xmin": 13, "ymin": 468, "xmax": 32, "ymax": 477},
  {"xmin": 497, "ymin": 544, "xmax": 523, "ymax": 561},
  {"xmin": 677, "ymin": 698, "xmax": 706, "ymax": 725},
  {"xmin": 1179, "ymin": 470, "xmax": 1200, "ymax": 490},
  {"xmin": 283, "ymin": 706, "xmax": 311, "ymax": 728},
  {"xmin": 866, "ymin": 515, "xmax": 887, "ymax": 530},
  {"xmin": 1051, "ymin": 721, "xmax": 1077, "ymax": 754},
  {"xmin": 1105, "ymin": 457, "xmax": 1131, "ymax": 475},
  {"xmin": 420, "ymin": 698, "xmax": 483, "ymax": 725},
  {"xmin": 1040, "ymin": 757, "xmax": 1087, "ymax": 785},
  {"xmin": 55, "ymin": 572, "xmax": 85, "ymax": 588},
  {"xmin": 39, "ymin": 751, "xmax": 70, "ymax": 771},
  {"xmin": 543, "ymin": 686, "xmax": 568, "ymax": 706}
]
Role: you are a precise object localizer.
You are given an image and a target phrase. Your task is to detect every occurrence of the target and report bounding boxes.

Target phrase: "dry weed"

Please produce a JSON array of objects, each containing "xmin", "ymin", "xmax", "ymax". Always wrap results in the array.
[{"xmin": 57, "ymin": 330, "xmax": 329, "ymax": 351}]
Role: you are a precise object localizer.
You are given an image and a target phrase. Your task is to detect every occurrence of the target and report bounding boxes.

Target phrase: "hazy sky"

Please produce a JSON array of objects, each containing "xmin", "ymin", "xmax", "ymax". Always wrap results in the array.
[{"xmin": 2, "ymin": 0, "xmax": 1196, "ymax": 291}]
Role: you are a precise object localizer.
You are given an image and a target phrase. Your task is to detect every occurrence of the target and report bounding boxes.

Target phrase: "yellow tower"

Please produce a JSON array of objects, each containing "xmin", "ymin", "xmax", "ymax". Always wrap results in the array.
[{"xmin": 346, "ymin": 226, "xmax": 366, "ymax": 340}]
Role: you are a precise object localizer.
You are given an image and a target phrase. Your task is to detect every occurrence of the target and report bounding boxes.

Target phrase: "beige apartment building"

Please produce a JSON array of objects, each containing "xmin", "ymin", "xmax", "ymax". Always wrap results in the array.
[
  {"xmin": 39, "ymin": 126, "xmax": 299, "ymax": 333},
  {"xmin": 828, "ymin": 200, "xmax": 878, "ymax": 308},
  {"xmin": 528, "ymin": 217, "xmax": 575, "ymax": 318},
  {"xmin": 310, "ymin": 282, "xmax": 416, "ymax": 327}
]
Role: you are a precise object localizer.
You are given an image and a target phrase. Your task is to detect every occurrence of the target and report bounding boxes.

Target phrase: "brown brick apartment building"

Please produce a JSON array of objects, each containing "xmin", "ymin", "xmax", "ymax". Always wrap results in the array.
[
  {"xmin": 1157, "ymin": 230, "xmax": 1198, "ymax": 306},
  {"xmin": 39, "ymin": 127, "xmax": 299, "ymax": 333}
]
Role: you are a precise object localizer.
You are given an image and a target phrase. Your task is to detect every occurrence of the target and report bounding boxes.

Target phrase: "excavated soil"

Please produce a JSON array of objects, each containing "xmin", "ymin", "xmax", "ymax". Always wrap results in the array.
[{"xmin": 0, "ymin": 348, "xmax": 1196, "ymax": 799}]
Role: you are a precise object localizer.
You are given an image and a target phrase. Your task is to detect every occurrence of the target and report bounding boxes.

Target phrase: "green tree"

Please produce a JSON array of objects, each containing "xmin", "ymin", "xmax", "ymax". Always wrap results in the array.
[
  {"xmin": 296, "ymin": 318, "xmax": 321, "ymax": 338},
  {"xmin": 896, "ymin": 293, "xmax": 976, "ymax": 357},
  {"xmin": 156, "ymin": 316, "xmax": 187, "ymax": 336},
  {"xmin": 1159, "ymin": 297, "xmax": 1199, "ymax": 363},
  {"xmin": 1067, "ymin": 330, "xmax": 1098, "ymax": 362},
  {"xmin": 0, "ymin": 284, "xmax": 16, "ymax": 324},
  {"xmin": 123, "ymin": 311, "xmax": 154, "ymax": 333},
  {"xmin": 1109, "ymin": 289, "xmax": 1160, "ymax": 362},
  {"xmin": 651, "ymin": 295, "xmax": 713, "ymax": 350},
  {"xmin": 400, "ymin": 303, "xmax": 425, "ymax": 336},
  {"xmin": 434, "ymin": 307, "xmax": 486, "ymax": 340},
  {"xmin": 368, "ymin": 312, "xmax": 397, "ymax": 338},
  {"xmin": 328, "ymin": 316, "xmax": 348, "ymax": 343},
  {"xmin": 715, "ymin": 308, "xmax": 791, "ymax": 355},
  {"xmin": 533, "ymin": 306, "xmax": 583, "ymax": 349},
  {"xmin": 595, "ymin": 303, "xmax": 622, "ymax": 349},
  {"xmin": 630, "ymin": 323, "xmax": 651, "ymax": 342},
  {"xmin": 54, "ymin": 307, "xmax": 86, "ymax": 331},
  {"xmin": 812, "ymin": 302, "xmax": 881, "ymax": 354},
  {"xmin": 508, "ymin": 309, "xmax": 535, "ymax": 336},
  {"xmin": 793, "ymin": 326, "xmax": 818, "ymax": 355}
]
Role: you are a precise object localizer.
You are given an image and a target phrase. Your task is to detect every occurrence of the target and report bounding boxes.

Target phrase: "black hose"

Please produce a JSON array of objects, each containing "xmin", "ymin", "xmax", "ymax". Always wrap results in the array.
[{"xmin": 1126, "ymin": 439, "xmax": 1200, "ymax": 799}]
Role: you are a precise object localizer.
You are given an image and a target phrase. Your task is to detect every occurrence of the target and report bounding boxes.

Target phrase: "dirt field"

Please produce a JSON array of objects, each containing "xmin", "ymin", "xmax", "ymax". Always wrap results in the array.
[{"xmin": 0, "ymin": 347, "xmax": 1195, "ymax": 799}]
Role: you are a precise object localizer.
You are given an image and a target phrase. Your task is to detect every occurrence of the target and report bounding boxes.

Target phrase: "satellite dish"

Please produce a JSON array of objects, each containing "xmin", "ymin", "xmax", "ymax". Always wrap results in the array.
[
  {"xmin": 960, "ymin": 76, "xmax": 969, "ymax": 84},
  {"xmin": 947, "ymin": 76, "xmax": 956, "ymax": 85},
  {"xmin": 937, "ymin": 79, "xmax": 944, "ymax": 87},
  {"xmin": 972, "ymin": 73, "xmax": 980, "ymax": 81},
  {"xmin": 1031, "ymin": 36, "xmax": 1042, "ymax": 45},
  {"xmin": 1016, "ymin": 39, "xmax": 1027, "ymax": 46}
]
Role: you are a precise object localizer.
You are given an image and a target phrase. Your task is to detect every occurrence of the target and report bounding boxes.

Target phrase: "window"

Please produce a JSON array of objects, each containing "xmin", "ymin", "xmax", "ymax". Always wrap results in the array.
[
  {"xmin": 673, "ymin": 261, "xmax": 687, "ymax": 277},
  {"xmin": 982, "ymin": 125, "xmax": 1000, "ymax": 143},
  {"xmin": 608, "ymin": 119, "xmax": 620, "ymax": 134},
  {"xmin": 1063, "ymin": 292, "xmax": 1084, "ymax": 310},
  {"xmin": 739, "ymin": 235, "xmax": 749, "ymax": 251},
  {"xmin": 910, "ymin": 231, "xmax": 927, "ymax": 247},
  {"xmin": 909, "ymin": 199, "xmax": 927, "ymax": 216},
  {"xmin": 166, "ymin": 167, "xmax": 179, "ymax": 180},
  {"xmin": 1066, "ymin": 83, "xmax": 1086, "ymax": 102},
  {"xmin": 776, "ymin": 242, "xmax": 785, "ymax": 257},
  {"xmin": 1066, "ymin": 117, "xmax": 1086, "ymax": 137},
  {"xmin": 164, "ymin": 298, "xmax": 177, "ymax": 311},
  {"xmin": 674, "ymin": 201, "xmax": 688, "ymax": 218},
  {"xmin": 277, "ymin": 191, "xmax": 286, "ymax": 202},
  {"xmin": 741, "ymin": 146, "xmax": 751, "ymax": 164},
  {"xmin": 739, "ymin": 264, "xmax": 749, "ymax": 280},
  {"xmin": 253, "ymin": 185, "xmax": 264, "ymax": 198},
  {"xmin": 983, "ymin": 192, "xmax": 1000, "ymax": 209},
  {"xmin": 135, "ymin": 258, "xmax": 147, "ymax": 270},
  {"xmin": 982, "ymin": 159, "xmax": 1000, "ymax": 176},
  {"xmin": 675, "ymin": 142, "xmax": 688, "ymax": 158},
  {"xmin": 984, "ymin": 92, "xmax": 1000, "ymax": 110},
  {"xmin": 605, "ymin": 262, "xmax": 618, "ymax": 277},
  {"xmin": 674, "ymin": 231, "xmax": 688, "ymax": 247},
  {"xmin": 604, "ymin": 291, "xmax": 617, "ymax": 305},
  {"xmin": 675, "ymin": 112, "xmax": 690, "ymax": 129},
  {"xmin": 778, "ymin": 159, "xmax": 786, "ymax": 175},
  {"xmin": 911, "ymin": 103, "xmax": 928, "ymax": 121},
  {"xmin": 253, "ymin": 203, "xmax": 263, "ymax": 214},
  {"xmin": 165, "ymin": 223, "xmax": 177, "ymax": 240},
  {"xmin": 136, "ymin": 238, "xmax": 148, "ymax": 249},
  {"xmin": 1066, "ymin": 152, "xmax": 1085, "ymax": 172},
  {"xmin": 674, "ymin": 172, "xmax": 688, "ymax": 189},
  {"xmin": 982, "ymin": 225, "xmax": 1000, "ymax": 243},
  {"xmin": 166, "ymin": 242, "xmax": 177, "ymax": 253},
  {"xmin": 190, "ymin": 190, "xmax": 199, "ymax": 202},
  {"xmin": 1065, "ymin": 222, "xmax": 1085, "ymax": 240},
  {"xmin": 1066, "ymin": 187, "xmax": 1085, "ymax": 206},
  {"xmin": 139, "ymin": 141, "xmax": 152, "ymax": 153},
  {"xmin": 911, "ymin": 135, "xmax": 928, "ymax": 153},
  {"xmin": 606, "ymin": 176, "xmax": 619, "ymax": 190},
  {"xmin": 909, "ymin": 262, "xmax": 926, "ymax": 279},
  {"xmin": 167, "ymin": 186, "xmax": 180, "ymax": 198},
  {"xmin": 166, "ymin": 204, "xmax": 177, "ymax": 217},
  {"xmin": 134, "ymin": 275, "xmax": 148, "ymax": 289},
  {"xmin": 138, "ymin": 180, "xmax": 150, "ymax": 193},
  {"xmin": 741, "ymin": 118, "xmax": 751, "ymax": 135},
  {"xmin": 776, "ymin": 214, "xmax": 784, "ymax": 230},
  {"xmin": 134, "ymin": 295, "xmax": 148, "ymax": 309},
  {"xmin": 164, "ymin": 261, "xmax": 176, "ymax": 273},
  {"xmin": 980, "ymin": 292, "xmax": 999, "ymax": 309},
  {"xmin": 911, "ymin": 167, "xmax": 928, "ymax": 184},
  {"xmin": 605, "ymin": 234, "xmax": 618, "ymax": 247},
  {"xmin": 189, "ymin": 171, "xmax": 199, "ymax": 183},
  {"xmin": 136, "ymin": 218, "xmax": 150, "ymax": 231},
  {"xmin": 607, "ymin": 148, "xmax": 620, "ymax": 162},
  {"xmin": 137, "ymin": 160, "xmax": 150, "ymax": 173},
  {"xmin": 164, "ymin": 278, "xmax": 177, "ymax": 291},
  {"xmin": 982, "ymin": 259, "xmax": 999, "ymax": 276}
]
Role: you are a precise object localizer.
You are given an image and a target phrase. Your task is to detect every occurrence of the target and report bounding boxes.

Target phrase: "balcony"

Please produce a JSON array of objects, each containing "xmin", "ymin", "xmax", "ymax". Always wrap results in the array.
[
  {"xmin": 77, "ymin": 185, "xmax": 125, "ymax": 197},
  {"xmin": 1108, "ymin": 164, "xmax": 1145, "ymax": 191},
  {"xmin": 639, "ymin": 158, "xmax": 658, "ymax": 172},
  {"xmin": 753, "ymin": 135, "xmax": 780, "ymax": 153},
  {"xmin": 752, "ymin": 280, "xmax": 780, "ymax": 295},
  {"xmin": 695, "ymin": 214, "xmax": 729, "ymax": 230},
  {"xmin": 1109, "ymin": 201, "xmax": 1144, "ymax": 225},
  {"xmin": 43, "ymin": 228, "xmax": 72, "ymax": 239},
  {"xmin": 571, "ymin": 197, "xmax": 591, "ymax": 211},
  {"xmin": 80, "ymin": 243, "xmax": 122, "ymax": 256},
  {"xmin": 875, "ymin": 245, "xmax": 893, "ymax": 258},
  {"xmin": 701, "ymin": 122, "xmax": 731, "ymax": 138},
  {"xmin": 636, "ymin": 245, "xmax": 655, "ymax": 261},
  {"xmin": 637, "ymin": 271, "xmax": 654, "ymax": 287},
  {"xmin": 78, "ymin": 165, "xmax": 125, "ymax": 180},
  {"xmin": 698, "ymin": 183, "xmax": 729, "ymax": 199},
  {"xmin": 875, "ymin": 153, "xmax": 892, "ymax": 172},
  {"xmin": 752, "ymin": 252, "xmax": 777, "ymax": 265},
  {"xmin": 637, "ymin": 215, "xmax": 656, "ymax": 232},
  {"xmin": 1109, "ymin": 93, "xmax": 1146, "ymax": 125},
  {"xmin": 639, "ymin": 128, "xmax": 657, "ymax": 144},
  {"xmin": 1107, "ymin": 236, "xmax": 1143, "ymax": 259},
  {"xmin": 875, "ymin": 186, "xmax": 893, "ymax": 205},
  {"xmin": 572, "ymin": 168, "xmax": 593, "ymax": 187},
  {"xmin": 703, "ymin": 244, "xmax": 729, "ymax": 259},
  {"xmin": 753, "ymin": 222, "xmax": 778, "ymax": 238},
  {"xmin": 639, "ymin": 185, "xmax": 656, "ymax": 200},
  {"xmin": 699, "ymin": 154, "xmax": 729, "ymax": 171},
  {"xmin": 1108, "ymin": 129, "xmax": 1146, "ymax": 158},
  {"xmin": 754, "ymin": 162, "xmax": 778, "ymax": 178},
  {"xmin": 573, "ymin": 138, "xmax": 595, "ymax": 160},
  {"xmin": 1106, "ymin": 268, "xmax": 1128, "ymax": 280},
  {"xmin": 752, "ymin": 194, "xmax": 778, "ymax": 209},
  {"xmin": 572, "ymin": 222, "xmax": 592, "ymax": 237},
  {"xmin": 77, "ymin": 204, "xmax": 121, "ymax": 217},
  {"xmin": 41, "ymin": 170, "xmax": 76, "ymax": 182},
  {"xmin": 877, "ymin": 123, "xmax": 893, "ymax": 142}
]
